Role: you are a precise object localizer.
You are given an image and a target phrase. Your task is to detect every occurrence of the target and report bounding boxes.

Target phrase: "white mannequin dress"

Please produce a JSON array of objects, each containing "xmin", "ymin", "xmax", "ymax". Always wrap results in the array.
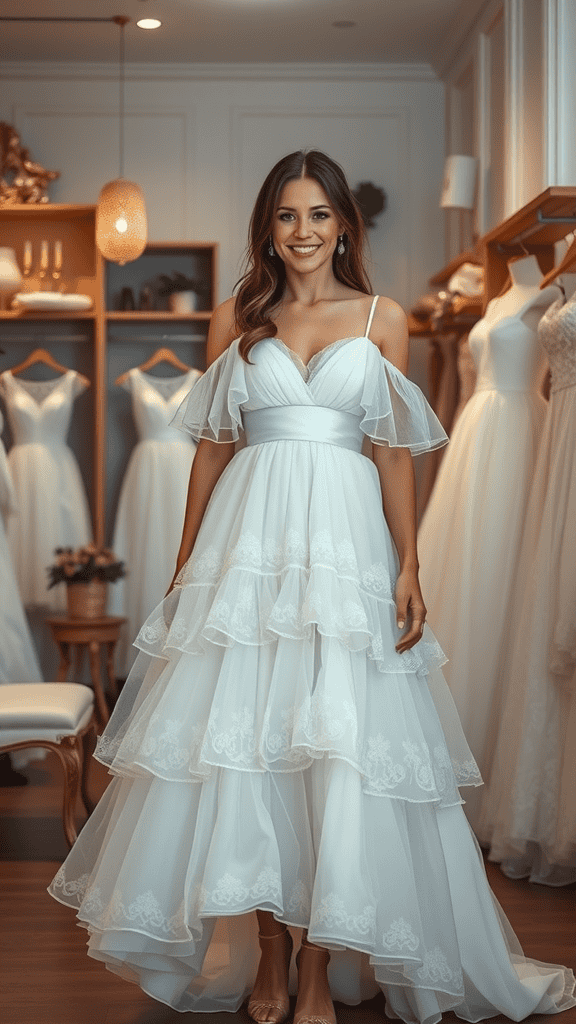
[
  {"xmin": 0, "ymin": 410, "xmax": 42, "ymax": 684},
  {"xmin": 48, "ymin": 298, "xmax": 575, "ymax": 1024},
  {"xmin": 0, "ymin": 369, "xmax": 91, "ymax": 610},
  {"xmin": 108, "ymin": 367, "xmax": 201, "ymax": 677},
  {"xmin": 417, "ymin": 282, "xmax": 560, "ymax": 830},
  {"xmin": 477, "ymin": 284, "xmax": 576, "ymax": 885}
]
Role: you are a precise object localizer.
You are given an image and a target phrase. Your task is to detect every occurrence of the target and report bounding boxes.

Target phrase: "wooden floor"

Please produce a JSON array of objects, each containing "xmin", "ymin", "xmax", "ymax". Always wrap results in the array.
[{"xmin": 1, "ymin": 750, "xmax": 575, "ymax": 1024}]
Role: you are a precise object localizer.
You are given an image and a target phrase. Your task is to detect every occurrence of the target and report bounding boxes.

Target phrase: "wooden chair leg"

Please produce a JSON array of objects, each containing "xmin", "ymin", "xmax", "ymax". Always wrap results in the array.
[
  {"xmin": 88, "ymin": 641, "xmax": 109, "ymax": 725},
  {"xmin": 53, "ymin": 735, "xmax": 82, "ymax": 848},
  {"xmin": 80, "ymin": 720, "xmax": 97, "ymax": 817}
]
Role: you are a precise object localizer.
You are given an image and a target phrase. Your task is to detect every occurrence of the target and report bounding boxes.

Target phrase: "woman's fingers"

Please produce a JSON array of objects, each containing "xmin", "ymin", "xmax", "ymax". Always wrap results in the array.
[{"xmin": 395, "ymin": 601, "xmax": 426, "ymax": 653}]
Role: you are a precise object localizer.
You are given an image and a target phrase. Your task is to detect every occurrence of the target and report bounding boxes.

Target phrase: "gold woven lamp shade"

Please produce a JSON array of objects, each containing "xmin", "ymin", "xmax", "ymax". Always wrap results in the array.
[{"xmin": 96, "ymin": 178, "xmax": 147, "ymax": 265}]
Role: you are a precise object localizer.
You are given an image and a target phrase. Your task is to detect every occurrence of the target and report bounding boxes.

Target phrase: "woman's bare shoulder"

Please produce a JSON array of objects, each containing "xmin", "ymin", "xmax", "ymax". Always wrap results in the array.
[
  {"xmin": 206, "ymin": 297, "xmax": 238, "ymax": 365},
  {"xmin": 369, "ymin": 295, "xmax": 409, "ymax": 374}
]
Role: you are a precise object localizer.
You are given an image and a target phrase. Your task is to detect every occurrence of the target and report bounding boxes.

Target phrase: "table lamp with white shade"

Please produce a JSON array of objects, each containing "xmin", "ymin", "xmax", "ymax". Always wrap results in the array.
[
  {"xmin": 441, "ymin": 155, "xmax": 478, "ymax": 250},
  {"xmin": 0, "ymin": 248, "xmax": 22, "ymax": 311}
]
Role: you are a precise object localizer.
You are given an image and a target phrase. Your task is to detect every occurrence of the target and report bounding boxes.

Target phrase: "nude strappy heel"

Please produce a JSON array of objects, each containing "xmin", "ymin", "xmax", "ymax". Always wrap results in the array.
[
  {"xmin": 247, "ymin": 926, "xmax": 294, "ymax": 1024},
  {"xmin": 294, "ymin": 935, "xmax": 337, "ymax": 1024}
]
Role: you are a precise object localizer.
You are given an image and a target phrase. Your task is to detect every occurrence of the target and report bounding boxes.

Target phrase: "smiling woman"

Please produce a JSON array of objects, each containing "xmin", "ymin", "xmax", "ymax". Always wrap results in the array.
[
  {"xmin": 234, "ymin": 149, "xmax": 371, "ymax": 362},
  {"xmin": 47, "ymin": 148, "xmax": 575, "ymax": 1024}
]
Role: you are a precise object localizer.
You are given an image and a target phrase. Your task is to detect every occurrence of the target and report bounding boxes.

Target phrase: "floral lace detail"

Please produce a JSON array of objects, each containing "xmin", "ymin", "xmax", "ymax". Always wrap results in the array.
[
  {"xmin": 382, "ymin": 917, "xmax": 420, "ymax": 952},
  {"xmin": 311, "ymin": 893, "xmax": 376, "ymax": 938},
  {"xmin": 417, "ymin": 947, "xmax": 463, "ymax": 991},
  {"xmin": 286, "ymin": 879, "xmax": 311, "ymax": 916},
  {"xmin": 49, "ymin": 866, "xmax": 90, "ymax": 901},
  {"xmin": 207, "ymin": 867, "xmax": 282, "ymax": 907},
  {"xmin": 363, "ymin": 736, "xmax": 436, "ymax": 796},
  {"xmin": 538, "ymin": 295, "xmax": 576, "ymax": 393},
  {"xmin": 174, "ymin": 529, "xmax": 394, "ymax": 601}
]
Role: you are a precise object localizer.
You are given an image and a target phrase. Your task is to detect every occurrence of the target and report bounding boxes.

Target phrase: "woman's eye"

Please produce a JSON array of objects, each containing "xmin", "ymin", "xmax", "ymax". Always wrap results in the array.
[{"xmin": 313, "ymin": 211, "xmax": 329, "ymax": 220}]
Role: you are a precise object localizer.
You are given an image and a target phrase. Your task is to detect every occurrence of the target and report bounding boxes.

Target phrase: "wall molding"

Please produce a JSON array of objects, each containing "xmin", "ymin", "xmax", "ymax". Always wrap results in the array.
[
  {"xmin": 0, "ymin": 60, "xmax": 438, "ymax": 84},
  {"xmin": 433, "ymin": 0, "xmax": 492, "ymax": 79}
]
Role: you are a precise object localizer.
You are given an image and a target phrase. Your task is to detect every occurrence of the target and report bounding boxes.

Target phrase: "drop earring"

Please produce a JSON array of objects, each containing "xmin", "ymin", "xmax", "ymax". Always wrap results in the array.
[
  {"xmin": 337, "ymin": 235, "xmax": 345, "ymax": 255},
  {"xmin": 268, "ymin": 235, "xmax": 275, "ymax": 257}
]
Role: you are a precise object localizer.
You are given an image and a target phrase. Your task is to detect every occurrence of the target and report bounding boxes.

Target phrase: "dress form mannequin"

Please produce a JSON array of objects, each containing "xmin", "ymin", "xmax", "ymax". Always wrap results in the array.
[
  {"xmin": 418, "ymin": 255, "xmax": 562, "ymax": 834},
  {"xmin": 489, "ymin": 255, "xmax": 561, "ymax": 327},
  {"xmin": 476, "ymin": 262, "xmax": 576, "ymax": 884}
]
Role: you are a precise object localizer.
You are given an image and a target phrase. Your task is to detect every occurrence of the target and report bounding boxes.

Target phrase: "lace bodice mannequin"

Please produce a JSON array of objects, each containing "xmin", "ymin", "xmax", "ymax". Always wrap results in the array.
[{"xmin": 538, "ymin": 294, "xmax": 576, "ymax": 393}]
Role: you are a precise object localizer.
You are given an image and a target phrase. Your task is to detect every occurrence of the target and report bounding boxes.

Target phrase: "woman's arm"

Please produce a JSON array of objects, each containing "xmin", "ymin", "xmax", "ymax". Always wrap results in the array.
[
  {"xmin": 166, "ymin": 298, "xmax": 238, "ymax": 595},
  {"xmin": 370, "ymin": 299, "xmax": 427, "ymax": 653}
]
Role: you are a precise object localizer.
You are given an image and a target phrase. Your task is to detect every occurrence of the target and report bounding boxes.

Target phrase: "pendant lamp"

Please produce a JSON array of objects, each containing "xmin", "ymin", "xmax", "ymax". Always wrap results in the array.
[{"xmin": 96, "ymin": 16, "xmax": 147, "ymax": 265}]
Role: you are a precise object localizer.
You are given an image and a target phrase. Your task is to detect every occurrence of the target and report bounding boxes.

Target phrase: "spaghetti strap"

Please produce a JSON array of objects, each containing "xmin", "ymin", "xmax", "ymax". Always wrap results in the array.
[{"xmin": 365, "ymin": 295, "xmax": 379, "ymax": 339}]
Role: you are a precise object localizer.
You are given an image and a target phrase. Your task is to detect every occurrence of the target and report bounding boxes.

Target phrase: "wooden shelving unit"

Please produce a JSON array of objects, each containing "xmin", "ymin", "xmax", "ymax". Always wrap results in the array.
[
  {"xmin": 480, "ymin": 185, "xmax": 576, "ymax": 304},
  {"xmin": 0, "ymin": 203, "xmax": 218, "ymax": 547}
]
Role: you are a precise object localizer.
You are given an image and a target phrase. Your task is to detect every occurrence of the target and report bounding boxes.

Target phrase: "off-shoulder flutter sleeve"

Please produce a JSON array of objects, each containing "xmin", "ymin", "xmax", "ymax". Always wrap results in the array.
[
  {"xmin": 171, "ymin": 339, "xmax": 248, "ymax": 443},
  {"xmin": 359, "ymin": 345, "xmax": 449, "ymax": 454}
]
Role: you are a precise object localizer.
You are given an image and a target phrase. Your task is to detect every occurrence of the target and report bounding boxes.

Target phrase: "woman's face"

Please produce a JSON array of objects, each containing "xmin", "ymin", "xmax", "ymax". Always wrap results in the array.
[{"xmin": 272, "ymin": 176, "xmax": 342, "ymax": 274}]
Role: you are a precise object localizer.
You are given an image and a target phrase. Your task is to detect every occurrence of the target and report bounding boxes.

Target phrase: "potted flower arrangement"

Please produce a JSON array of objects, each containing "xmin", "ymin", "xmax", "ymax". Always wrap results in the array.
[
  {"xmin": 48, "ymin": 543, "xmax": 125, "ymax": 619},
  {"xmin": 156, "ymin": 271, "xmax": 204, "ymax": 314}
]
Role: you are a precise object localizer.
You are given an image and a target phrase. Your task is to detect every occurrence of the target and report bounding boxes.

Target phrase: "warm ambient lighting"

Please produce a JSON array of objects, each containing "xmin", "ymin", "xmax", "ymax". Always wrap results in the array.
[
  {"xmin": 96, "ymin": 16, "xmax": 148, "ymax": 264},
  {"xmin": 96, "ymin": 179, "xmax": 147, "ymax": 265},
  {"xmin": 137, "ymin": 18, "xmax": 162, "ymax": 29}
]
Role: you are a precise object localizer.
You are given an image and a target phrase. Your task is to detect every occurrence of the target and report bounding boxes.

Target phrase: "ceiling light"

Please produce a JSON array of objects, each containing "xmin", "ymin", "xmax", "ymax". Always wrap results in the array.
[
  {"xmin": 137, "ymin": 18, "xmax": 162, "ymax": 29},
  {"xmin": 96, "ymin": 16, "xmax": 148, "ymax": 265}
]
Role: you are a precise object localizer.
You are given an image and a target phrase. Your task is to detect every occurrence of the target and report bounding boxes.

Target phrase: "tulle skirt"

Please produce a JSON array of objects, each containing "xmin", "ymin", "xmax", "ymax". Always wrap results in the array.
[
  {"xmin": 6, "ymin": 441, "xmax": 91, "ymax": 610},
  {"xmin": 109, "ymin": 437, "xmax": 197, "ymax": 677},
  {"xmin": 48, "ymin": 438, "xmax": 575, "ymax": 1021},
  {"xmin": 477, "ymin": 383, "xmax": 576, "ymax": 884},
  {"xmin": 418, "ymin": 386, "xmax": 546, "ymax": 830}
]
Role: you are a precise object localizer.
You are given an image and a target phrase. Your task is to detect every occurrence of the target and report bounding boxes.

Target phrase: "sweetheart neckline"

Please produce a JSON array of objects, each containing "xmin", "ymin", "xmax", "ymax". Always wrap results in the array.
[{"xmin": 269, "ymin": 334, "xmax": 368, "ymax": 372}]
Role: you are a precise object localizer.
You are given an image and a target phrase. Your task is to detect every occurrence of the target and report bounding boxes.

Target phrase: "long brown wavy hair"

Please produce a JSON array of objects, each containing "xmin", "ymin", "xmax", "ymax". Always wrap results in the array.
[{"xmin": 234, "ymin": 150, "xmax": 372, "ymax": 364}]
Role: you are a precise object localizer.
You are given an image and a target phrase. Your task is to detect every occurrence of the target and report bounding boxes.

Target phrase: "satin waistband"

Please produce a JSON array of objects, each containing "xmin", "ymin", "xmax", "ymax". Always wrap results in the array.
[{"xmin": 242, "ymin": 405, "xmax": 364, "ymax": 452}]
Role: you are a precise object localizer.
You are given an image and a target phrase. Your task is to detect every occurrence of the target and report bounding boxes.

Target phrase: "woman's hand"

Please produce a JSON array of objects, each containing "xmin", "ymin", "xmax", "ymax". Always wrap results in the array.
[{"xmin": 394, "ymin": 567, "xmax": 427, "ymax": 653}]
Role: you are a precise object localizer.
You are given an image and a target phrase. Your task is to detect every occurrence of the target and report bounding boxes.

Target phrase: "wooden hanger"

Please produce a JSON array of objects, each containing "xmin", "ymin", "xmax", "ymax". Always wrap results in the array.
[
  {"xmin": 540, "ymin": 234, "xmax": 576, "ymax": 289},
  {"xmin": 8, "ymin": 348, "xmax": 90, "ymax": 388},
  {"xmin": 115, "ymin": 347, "xmax": 192, "ymax": 386}
]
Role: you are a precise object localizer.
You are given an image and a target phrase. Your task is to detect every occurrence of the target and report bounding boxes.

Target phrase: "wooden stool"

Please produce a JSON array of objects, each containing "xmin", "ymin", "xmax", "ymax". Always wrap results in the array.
[
  {"xmin": 44, "ymin": 615, "xmax": 126, "ymax": 726},
  {"xmin": 0, "ymin": 683, "xmax": 97, "ymax": 848}
]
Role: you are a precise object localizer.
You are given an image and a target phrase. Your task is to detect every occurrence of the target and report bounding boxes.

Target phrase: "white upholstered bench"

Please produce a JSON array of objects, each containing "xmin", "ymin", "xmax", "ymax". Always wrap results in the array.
[{"xmin": 0, "ymin": 683, "xmax": 97, "ymax": 847}]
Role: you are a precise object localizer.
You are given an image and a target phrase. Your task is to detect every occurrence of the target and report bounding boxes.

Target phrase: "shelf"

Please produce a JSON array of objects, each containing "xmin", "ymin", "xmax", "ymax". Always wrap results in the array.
[
  {"xmin": 0, "ymin": 203, "xmax": 96, "ymax": 221},
  {"xmin": 0, "ymin": 310, "xmax": 96, "ymax": 320},
  {"xmin": 106, "ymin": 311, "xmax": 212, "ymax": 321},
  {"xmin": 428, "ymin": 249, "xmax": 481, "ymax": 287},
  {"xmin": 481, "ymin": 186, "xmax": 576, "ymax": 250}
]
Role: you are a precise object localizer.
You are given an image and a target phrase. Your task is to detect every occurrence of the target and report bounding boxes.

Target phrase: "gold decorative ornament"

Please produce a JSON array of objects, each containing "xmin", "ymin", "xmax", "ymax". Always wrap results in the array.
[{"xmin": 0, "ymin": 122, "xmax": 59, "ymax": 205}]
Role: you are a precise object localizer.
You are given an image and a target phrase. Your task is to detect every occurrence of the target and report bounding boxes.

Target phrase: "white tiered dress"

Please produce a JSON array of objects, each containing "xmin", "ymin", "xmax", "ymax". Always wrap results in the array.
[
  {"xmin": 109, "ymin": 367, "xmax": 202, "ymax": 677},
  {"xmin": 0, "ymin": 369, "xmax": 91, "ymax": 610},
  {"xmin": 48, "ymin": 300, "xmax": 575, "ymax": 1024}
]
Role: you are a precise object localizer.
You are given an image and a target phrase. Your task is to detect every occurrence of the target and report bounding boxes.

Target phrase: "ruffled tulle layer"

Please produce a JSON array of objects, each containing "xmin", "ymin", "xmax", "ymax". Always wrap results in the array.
[
  {"xmin": 48, "ymin": 763, "xmax": 575, "ymax": 1022},
  {"xmin": 95, "ymin": 640, "xmax": 480, "ymax": 807}
]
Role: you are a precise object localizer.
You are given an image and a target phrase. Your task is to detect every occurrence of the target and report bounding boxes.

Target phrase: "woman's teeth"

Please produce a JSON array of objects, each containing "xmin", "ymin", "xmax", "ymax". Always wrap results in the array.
[{"xmin": 291, "ymin": 245, "xmax": 319, "ymax": 254}]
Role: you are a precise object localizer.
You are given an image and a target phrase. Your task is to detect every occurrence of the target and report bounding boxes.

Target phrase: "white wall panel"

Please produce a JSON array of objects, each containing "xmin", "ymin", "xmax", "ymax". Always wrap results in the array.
[
  {"xmin": 0, "ymin": 64, "xmax": 445, "ymax": 308},
  {"xmin": 13, "ymin": 107, "xmax": 191, "ymax": 241}
]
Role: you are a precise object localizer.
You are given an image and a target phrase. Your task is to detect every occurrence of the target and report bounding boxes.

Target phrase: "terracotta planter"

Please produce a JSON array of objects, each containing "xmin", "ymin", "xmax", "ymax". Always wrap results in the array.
[{"xmin": 66, "ymin": 579, "xmax": 108, "ymax": 619}]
